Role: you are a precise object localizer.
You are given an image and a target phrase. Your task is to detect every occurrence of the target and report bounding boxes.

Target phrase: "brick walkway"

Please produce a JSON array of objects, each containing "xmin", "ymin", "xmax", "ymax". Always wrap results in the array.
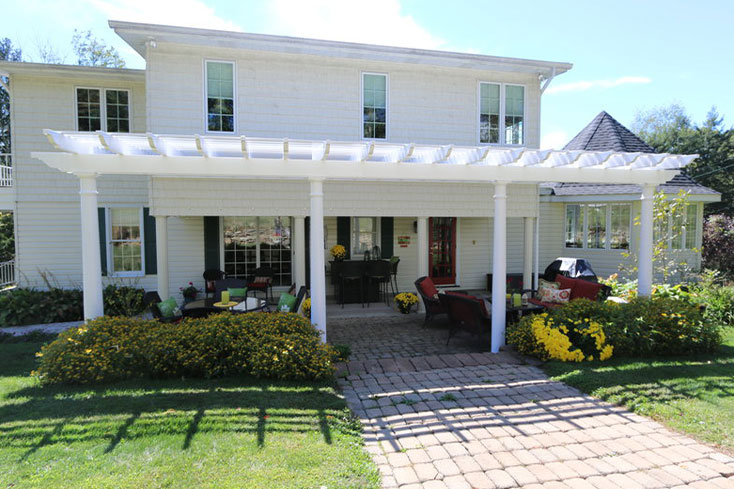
[{"xmin": 337, "ymin": 350, "xmax": 734, "ymax": 488}]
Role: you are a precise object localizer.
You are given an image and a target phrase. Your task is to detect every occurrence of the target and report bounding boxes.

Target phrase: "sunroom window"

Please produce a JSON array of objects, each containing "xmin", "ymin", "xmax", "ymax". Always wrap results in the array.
[
  {"xmin": 206, "ymin": 61, "xmax": 235, "ymax": 133},
  {"xmin": 565, "ymin": 203, "xmax": 631, "ymax": 250},
  {"xmin": 363, "ymin": 73, "xmax": 387, "ymax": 139},
  {"xmin": 565, "ymin": 204, "xmax": 583, "ymax": 248}
]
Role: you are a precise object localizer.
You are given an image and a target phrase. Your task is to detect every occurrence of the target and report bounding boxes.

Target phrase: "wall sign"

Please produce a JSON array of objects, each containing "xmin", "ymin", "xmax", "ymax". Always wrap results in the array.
[{"xmin": 397, "ymin": 235, "xmax": 411, "ymax": 247}]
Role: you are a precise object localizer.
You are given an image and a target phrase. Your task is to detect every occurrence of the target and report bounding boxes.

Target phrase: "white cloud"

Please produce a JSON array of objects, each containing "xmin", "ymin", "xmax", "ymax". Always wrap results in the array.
[
  {"xmin": 545, "ymin": 76, "xmax": 652, "ymax": 95},
  {"xmin": 541, "ymin": 130, "xmax": 569, "ymax": 150},
  {"xmin": 262, "ymin": 0, "xmax": 444, "ymax": 49},
  {"xmin": 86, "ymin": 0, "xmax": 242, "ymax": 31}
]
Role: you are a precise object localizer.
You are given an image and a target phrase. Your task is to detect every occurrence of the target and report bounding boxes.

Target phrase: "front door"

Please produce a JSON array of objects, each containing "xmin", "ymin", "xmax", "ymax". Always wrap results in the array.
[{"xmin": 429, "ymin": 217, "xmax": 457, "ymax": 285}]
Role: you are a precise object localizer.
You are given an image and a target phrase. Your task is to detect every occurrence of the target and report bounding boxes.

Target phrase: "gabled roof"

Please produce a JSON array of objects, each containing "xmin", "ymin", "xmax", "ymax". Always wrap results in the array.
[
  {"xmin": 109, "ymin": 20, "xmax": 573, "ymax": 78},
  {"xmin": 546, "ymin": 111, "xmax": 719, "ymax": 199},
  {"xmin": 563, "ymin": 111, "xmax": 654, "ymax": 153}
]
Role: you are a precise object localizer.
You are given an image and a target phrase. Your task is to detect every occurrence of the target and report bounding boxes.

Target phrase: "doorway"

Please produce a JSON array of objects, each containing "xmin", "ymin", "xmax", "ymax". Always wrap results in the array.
[{"xmin": 429, "ymin": 217, "xmax": 457, "ymax": 285}]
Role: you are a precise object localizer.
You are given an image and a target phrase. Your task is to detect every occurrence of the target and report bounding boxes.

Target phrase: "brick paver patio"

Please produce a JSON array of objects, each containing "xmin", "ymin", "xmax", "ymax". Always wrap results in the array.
[{"xmin": 333, "ymin": 316, "xmax": 734, "ymax": 488}]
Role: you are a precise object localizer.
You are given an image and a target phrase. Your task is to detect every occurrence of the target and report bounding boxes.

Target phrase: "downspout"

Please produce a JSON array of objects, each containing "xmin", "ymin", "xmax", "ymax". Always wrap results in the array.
[{"xmin": 534, "ymin": 185, "xmax": 540, "ymax": 289}]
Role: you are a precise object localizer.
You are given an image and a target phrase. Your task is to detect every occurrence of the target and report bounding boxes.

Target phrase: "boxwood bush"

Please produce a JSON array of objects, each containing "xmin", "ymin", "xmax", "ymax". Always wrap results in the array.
[
  {"xmin": 34, "ymin": 312, "xmax": 336, "ymax": 385},
  {"xmin": 509, "ymin": 296, "xmax": 722, "ymax": 361}
]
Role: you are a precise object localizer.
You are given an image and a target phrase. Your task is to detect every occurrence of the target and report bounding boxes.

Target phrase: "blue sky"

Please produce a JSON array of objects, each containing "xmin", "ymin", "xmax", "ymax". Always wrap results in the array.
[{"xmin": 2, "ymin": 0, "xmax": 732, "ymax": 148}]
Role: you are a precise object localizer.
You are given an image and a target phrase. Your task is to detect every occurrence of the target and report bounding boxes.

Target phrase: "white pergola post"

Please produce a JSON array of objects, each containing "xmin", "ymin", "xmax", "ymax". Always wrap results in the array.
[
  {"xmin": 155, "ymin": 215, "xmax": 169, "ymax": 299},
  {"xmin": 79, "ymin": 174, "xmax": 104, "ymax": 320},
  {"xmin": 293, "ymin": 216, "xmax": 306, "ymax": 290},
  {"xmin": 638, "ymin": 183, "xmax": 655, "ymax": 296},
  {"xmin": 417, "ymin": 217, "xmax": 429, "ymax": 278},
  {"xmin": 523, "ymin": 217, "xmax": 534, "ymax": 291},
  {"xmin": 491, "ymin": 182, "xmax": 507, "ymax": 353},
  {"xmin": 309, "ymin": 180, "xmax": 327, "ymax": 340}
]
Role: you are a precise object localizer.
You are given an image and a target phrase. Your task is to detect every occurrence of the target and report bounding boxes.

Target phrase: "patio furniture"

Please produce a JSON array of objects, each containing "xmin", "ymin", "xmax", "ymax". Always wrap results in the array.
[
  {"xmin": 338, "ymin": 260, "xmax": 365, "ymax": 308},
  {"xmin": 214, "ymin": 278, "xmax": 247, "ymax": 301},
  {"xmin": 143, "ymin": 291, "xmax": 181, "ymax": 323},
  {"xmin": 365, "ymin": 259, "xmax": 391, "ymax": 306},
  {"xmin": 525, "ymin": 275, "xmax": 611, "ymax": 309},
  {"xmin": 330, "ymin": 260, "xmax": 382, "ymax": 303},
  {"xmin": 182, "ymin": 297, "xmax": 269, "ymax": 316},
  {"xmin": 486, "ymin": 272, "xmax": 525, "ymax": 293},
  {"xmin": 414, "ymin": 276, "xmax": 446, "ymax": 324},
  {"xmin": 439, "ymin": 292, "xmax": 491, "ymax": 345},
  {"xmin": 247, "ymin": 266, "xmax": 274, "ymax": 303},
  {"xmin": 543, "ymin": 257, "xmax": 598, "ymax": 282},
  {"xmin": 202, "ymin": 269, "xmax": 225, "ymax": 298},
  {"xmin": 389, "ymin": 256, "xmax": 400, "ymax": 296}
]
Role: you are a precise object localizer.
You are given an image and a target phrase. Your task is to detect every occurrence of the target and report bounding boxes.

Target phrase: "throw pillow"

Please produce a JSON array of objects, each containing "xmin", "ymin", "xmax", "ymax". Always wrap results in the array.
[
  {"xmin": 419, "ymin": 278, "xmax": 439, "ymax": 299},
  {"xmin": 277, "ymin": 293, "xmax": 298, "ymax": 312},
  {"xmin": 157, "ymin": 297, "xmax": 178, "ymax": 318},
  {"xmin": 540, "ymin": 287, "xmax": 572, "ymax": 304},
  {"xmin": 537, "ymin": 278, "xmax": 559, "ymax": 296},
  {"xmin": 228, "ymin": 287, "xmax": 248, "ymax": 299}
]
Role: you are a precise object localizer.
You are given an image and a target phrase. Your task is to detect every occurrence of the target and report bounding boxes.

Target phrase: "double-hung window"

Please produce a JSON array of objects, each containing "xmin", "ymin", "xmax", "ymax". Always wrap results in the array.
[
  {"xmin": 206, "ymin": 61, "xmax": 235, "ymax": 133},
  {"xmin": 351, "ymin": 217, "xmax": 378, "ymax": 256},
  {"xmin": 108, "ymin": 207, "xmax": 144, "ymax": 275},
  {"xmin": 565, "ymin": 204, "xmax": 631, "ymax": 250},
  {"xmin": 479, "ymin": 83, "xmax": 525, "ymax": 145},
  {"xmin": 362, "ymin": 73, "xmax": 387, "ymax": 139},
  {"xmin": 76, "ymin": 88, "xmax": 130, "ymax": 132}
]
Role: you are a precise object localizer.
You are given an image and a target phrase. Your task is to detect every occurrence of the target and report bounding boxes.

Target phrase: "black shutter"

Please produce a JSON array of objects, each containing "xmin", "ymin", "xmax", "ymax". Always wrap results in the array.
[
  {"xmin": 97, "ymin": 207, "xmax": 107, "ymax": 276},
  {"xmin": 203, "ymin": 216, "xmax": 220, "ymax": 271},
  {"xmin": 380, "ymin": 217, "xmax": 394, "ymax": 258},
  {"xmin": 143, "ymin": 208, "xmax": 157, "ymax": 275},
  {"xmin": 336, "ymin": 216, "xmax": 351, "ymax": 259}
]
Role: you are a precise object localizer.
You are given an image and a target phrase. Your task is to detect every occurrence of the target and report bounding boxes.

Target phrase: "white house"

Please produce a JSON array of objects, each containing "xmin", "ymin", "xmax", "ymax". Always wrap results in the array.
[{"xmin": 0, "ymin": 21, "xmax": 718, "ymax": 351}]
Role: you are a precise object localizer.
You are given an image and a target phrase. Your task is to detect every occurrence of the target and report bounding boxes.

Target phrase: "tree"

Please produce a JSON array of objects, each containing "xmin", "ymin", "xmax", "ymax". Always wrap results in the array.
[
  {"xmin": 71, "ymin": 30, "xmax": 125, "ymax": 68},
  {"xmin": 632, "ymin": 104, "xmax": 734, "ymax": 216},
  {"xmin": 702, "ymin": 214, "xmax": 734, "ymax": 279},
  {"xmin": 0, "ymin": 38, "xmax": 22, "ymax": 156},
  {"xmin": 0, "ymin": 212, "xmax": 13, "ymax": 261}
]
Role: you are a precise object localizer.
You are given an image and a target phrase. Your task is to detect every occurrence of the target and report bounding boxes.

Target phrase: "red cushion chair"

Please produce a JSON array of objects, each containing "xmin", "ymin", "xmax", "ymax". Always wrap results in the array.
[
  {"xmin": 414, "ymin": 276, "xmax": 446, "ymax": 324},
  {"xmin": 439, "ymin": 293, "xmax": 491, "ymax": 345}
]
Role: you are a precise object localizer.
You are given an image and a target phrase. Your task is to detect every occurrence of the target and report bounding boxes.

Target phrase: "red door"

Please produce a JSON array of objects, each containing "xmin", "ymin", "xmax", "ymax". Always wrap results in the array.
[{"xmin": 429, "ymin": 217, "xmax": 457, "ymax": 285}]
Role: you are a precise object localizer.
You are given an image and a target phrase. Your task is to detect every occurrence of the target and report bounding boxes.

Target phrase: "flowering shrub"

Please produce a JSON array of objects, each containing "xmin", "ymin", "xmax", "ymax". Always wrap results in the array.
[
  {"xmin": 525, "ymin": 313, "xmax": 613, "ymax": 362},
  {"xmin": 302, "ymin": 298, "xmax": 311, "ymax": 318},
  {"xmin": 330, "ymin": 244, "xmax": 347, "ymax": 260},
  {"xmin": 34, "ymin": 312, "xmax": 336, "ymax": 385}
]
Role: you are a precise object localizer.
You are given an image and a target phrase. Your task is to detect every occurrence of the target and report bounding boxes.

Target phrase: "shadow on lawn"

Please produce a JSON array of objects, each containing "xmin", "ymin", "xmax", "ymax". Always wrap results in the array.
[{"xmin": 1, "ymin": 376, "xmax": 349, "ymax": 459}]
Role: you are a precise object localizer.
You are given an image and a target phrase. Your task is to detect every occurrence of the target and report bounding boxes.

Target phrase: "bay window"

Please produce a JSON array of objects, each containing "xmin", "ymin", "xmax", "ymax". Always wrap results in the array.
[
  {"xmin": 222, "ymin": 216, "xmax": 292, "ymax": 285},
  {"xmin": 564, "ymin": 203, "xmax": 631, "ymax": 250},
  {"xmin": 479, "ymin": 82, "xmax": 525, "ymax": 145}
]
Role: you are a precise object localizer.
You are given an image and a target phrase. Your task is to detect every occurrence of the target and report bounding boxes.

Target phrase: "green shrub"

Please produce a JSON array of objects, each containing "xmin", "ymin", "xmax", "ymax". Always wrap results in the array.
[
  {"xmin": 34, "ymin": 312, "xmax": 336, "ymax": 385},
  {"xmin": 700, "ymin": 285, "xmax": 734, "ymax": 327},
  {"xmin": 103, "ymin": 284, "xmax": 146, "ymax": 317},
  {"xmin": 507, "ymin": 319, "xmax": 546, "ymax": 360},
  {"xmin": 331, "ymin": 344, "xmax": 351, "ymax": 362}
]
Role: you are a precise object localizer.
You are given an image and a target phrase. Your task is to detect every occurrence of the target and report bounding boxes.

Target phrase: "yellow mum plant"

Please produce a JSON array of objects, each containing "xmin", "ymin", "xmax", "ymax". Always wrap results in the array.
[
  {"xmin": 528, "ymin": 313, "xmax": 613, "ymax": 362},
  {"xmin": 330, "ymin": 244, "xmax": 347, "ymax": 260}
]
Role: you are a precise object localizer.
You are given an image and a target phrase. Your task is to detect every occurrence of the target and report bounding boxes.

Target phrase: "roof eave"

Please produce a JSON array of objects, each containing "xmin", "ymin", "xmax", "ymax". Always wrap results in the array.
[{"xmin": 0, "ymin": 61, "xmax": 145, "ymax": 80}]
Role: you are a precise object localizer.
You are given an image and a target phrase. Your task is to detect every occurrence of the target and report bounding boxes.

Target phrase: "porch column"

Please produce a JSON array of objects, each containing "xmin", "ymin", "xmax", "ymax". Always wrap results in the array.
[
  {"xmin": 79, "ymin": 174, "xmax": 104, "ymax": 320},
  {"xmin": 638, "ymin": 183, "xmax": 655, "ymax": 296},
  {"xmin": 155, "ymin": 215, "xmax": 169, "ymax": 299},
  {"xmin": 417, "ymin": 217, "xmax": 429, "ymax": 277},
  {"xmin": 309, "ymin": 179, "xmax": 327, "ymax": 340},
  {"xmin": 293, "ymin": 216, "xmax": 306, "ymax": 290},
  {"xmin": 523, "ymin": 217, "xmax": 534, "ymax": 290},
  {"xmin": 491, "ymin": 182, "xmax": 507, "ymax": 353}
]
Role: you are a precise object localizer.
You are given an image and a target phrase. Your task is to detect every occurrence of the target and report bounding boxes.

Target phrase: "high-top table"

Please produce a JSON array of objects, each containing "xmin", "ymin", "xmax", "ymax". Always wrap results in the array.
[{"xmin": 329, "ymin": 260, "xmax": 387, "ymax": 304}]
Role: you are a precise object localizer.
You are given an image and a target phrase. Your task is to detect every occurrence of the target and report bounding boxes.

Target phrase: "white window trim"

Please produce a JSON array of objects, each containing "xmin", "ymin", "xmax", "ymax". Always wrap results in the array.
[
  {"xmin": 477, "ymin": 81, "xmax": 527, "ymax": 146},
  {"xmin": 106, "ymin": 206, "xmax": 145, "ymax": 277},
  {"xmin": 203, "ymin": 59, "xmax": 237, "ymax": 135},
  {"xmin": 564, "ymin": 203, "xmax": 632, "ymax": 251},
  {"xmin": 219, "ymin": 216, "xmax": 294, "ymax": 283},
  {"xmin": 361, "ymin": 72, "xmax": 389, "ymax": 141},
  {"xmin": 350, "ymin": 216, "xmax": 381, "ymax": 257},
  {"xmin": 74, "ymin": 86, "xmax": 132, "ymax": 132},
  {"xmin": 667, "ymin": 203, "xmax": 699, "ymax": 250}
]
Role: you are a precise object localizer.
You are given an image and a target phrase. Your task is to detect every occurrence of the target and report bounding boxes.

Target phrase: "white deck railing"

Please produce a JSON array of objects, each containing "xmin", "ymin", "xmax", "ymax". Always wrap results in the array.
[
  {"xmin": 0, "ymin": 154, "xmax": 11, "ymax": 187},
  {"xmin": 0, "ymin": 260, "xmax": 15, "ymax": 288}
]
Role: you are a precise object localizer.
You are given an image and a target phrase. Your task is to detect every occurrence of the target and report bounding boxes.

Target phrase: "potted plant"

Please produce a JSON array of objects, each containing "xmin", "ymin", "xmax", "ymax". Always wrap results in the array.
[
  {"xmin": 302, "ymin": 298, "xmax": 311, "ymax": 319},
  {"xmin": 330, "ymin": 244, "xmax": 347, "ymax": 262},
  {"xmin": 394, "ymin": 292, "xmax": 418, "ymax": 314},
  {"xmin": 180, "ymin": 282, "xmax": 199, "ymax": 303}
]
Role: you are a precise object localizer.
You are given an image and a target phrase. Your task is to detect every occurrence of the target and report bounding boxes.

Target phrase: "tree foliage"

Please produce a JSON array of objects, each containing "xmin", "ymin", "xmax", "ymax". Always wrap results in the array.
[
  {"xmin": 1, "ymin": 38, "xmax": 22, "ymax": 156},
  {"xmin": 632, "ymin": 104, "xmax": 734, "ymax": 216},
  {"xmin": 702, "ymin": 214, "xmax": 734, "ymax": 279},
  {"xmin": 0, "ymin": 211, "xmax": 13, "ymax": 261},
  {"xmin": 71, "ymin": 30, "xmax": 125, "ymax": 68}
]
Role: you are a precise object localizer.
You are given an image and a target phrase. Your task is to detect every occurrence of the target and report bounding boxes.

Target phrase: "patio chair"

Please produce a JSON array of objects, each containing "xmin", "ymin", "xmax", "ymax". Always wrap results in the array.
[
  {"xmin": 339, "ymin": 260, "xmax": 364, "ymax": 308},
  {"xmin": 214, "ymin": 278, "xmax": 247, "ymax": 302},
  {"xmin": 143, "ymin": 291, "xmax": 180, "ymax": 323},
  {"xmin": 414, "ymin": 276, "xmax": 446, "ymax": 324},
  {"xmin": 439, "ymin": 292, "xmax": 491, "ymax": 345},
  {"xmin": 203, "ymin": 269, "xmax": 225, "ymax": 298},
  {"xmin": 365, "ymin": 260, "xmax": 391, "ymax": 306},
  {"xmin": 389, "ymin": 256, "xmax": 400, "ymax": 296},
  {"xmin": 247, "ymin": 266, "xmax": 275, "ymax": 303},
  {"xmin": 293, "ymin": 285, "xmax": 308, "ymax": 313}
]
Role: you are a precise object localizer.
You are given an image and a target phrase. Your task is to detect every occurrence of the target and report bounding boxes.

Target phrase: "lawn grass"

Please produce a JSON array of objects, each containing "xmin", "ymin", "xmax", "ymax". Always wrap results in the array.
[
  {"xmin": 0, "ymin": 337, "xmax": 379, "ymax": 489},
  {"xmin": 544, "ymin": 327, "xmax": 734, "ymax": 453}
]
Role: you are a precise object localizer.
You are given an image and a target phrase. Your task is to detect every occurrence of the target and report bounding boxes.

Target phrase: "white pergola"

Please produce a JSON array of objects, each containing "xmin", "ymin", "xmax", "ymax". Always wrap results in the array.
[{"xmin": 34, "ymin": 130, "xmax": 697, "ymax": 353}]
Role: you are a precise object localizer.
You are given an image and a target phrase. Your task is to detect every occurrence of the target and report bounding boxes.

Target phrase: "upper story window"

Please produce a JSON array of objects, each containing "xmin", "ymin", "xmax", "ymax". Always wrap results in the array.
[
  {"xmin": 362, "ymin": 73, "xmax": 387, "ymax": 139},
  {"xmin": 76, "ymin": 88, "xmax": 130, "ymax": 133},
  {"xmin": 565, "ymin": 203, "xmax": 631, "ymax": 250},
  {"xmin": 108, "ymin": 207, "xmax": 143, "ymax": 276},
  {"xmin": 352, "ymin": 217, "xmax": 379, "ymax": 256},
  {"xmin": 479, "ymin": 83, "xmax": 525, "ymax": 145},
  {"xmin": 206, "ymin": 61, "xmax": 235, "ymax": 133}
]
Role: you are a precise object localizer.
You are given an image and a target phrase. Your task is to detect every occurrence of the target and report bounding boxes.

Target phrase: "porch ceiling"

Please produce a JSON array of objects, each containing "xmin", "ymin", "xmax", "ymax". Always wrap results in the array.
[{"xmin": 33, "ymin": 130, "xmax": 697, "ymax": 186}]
